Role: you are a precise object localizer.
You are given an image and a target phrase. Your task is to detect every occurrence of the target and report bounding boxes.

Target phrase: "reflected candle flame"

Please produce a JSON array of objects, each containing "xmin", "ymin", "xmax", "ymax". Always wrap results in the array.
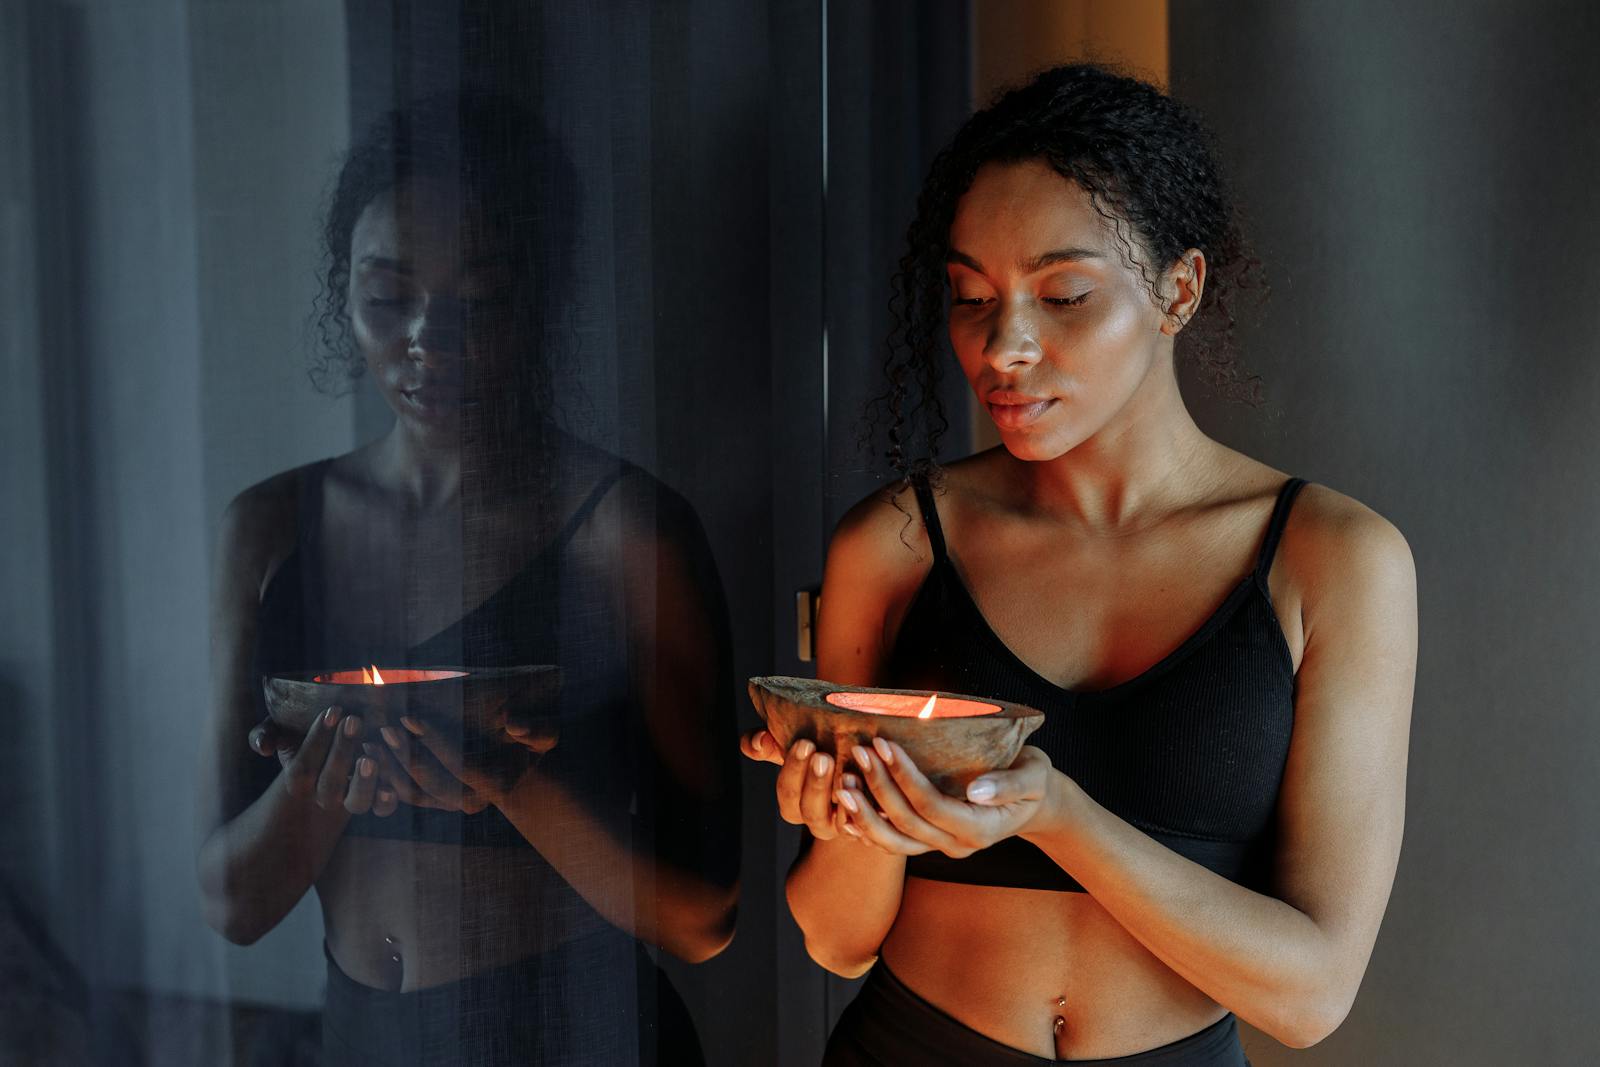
[
  {"xmin": 313, "ymin": 667, "xmax": 465, "ymax": 685},
  {"xmin": 918, "ymin": 694, "xmax": 937, "ymax": 719}
]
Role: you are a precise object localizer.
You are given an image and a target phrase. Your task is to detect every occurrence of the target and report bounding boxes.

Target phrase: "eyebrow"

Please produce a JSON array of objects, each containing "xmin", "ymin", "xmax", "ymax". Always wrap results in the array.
[
  {"xmin": 357, "ymin": 255, "xmax": 509, "ymax": 274},
  {"xmin": 947, "ymin": 247, "xmax": 1105, "ymax": 274}
]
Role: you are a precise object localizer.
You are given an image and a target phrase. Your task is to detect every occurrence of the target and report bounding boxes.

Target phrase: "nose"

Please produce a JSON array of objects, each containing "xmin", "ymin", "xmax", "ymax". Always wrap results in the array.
[
  {"xmin": 983, "ymin": 299, "xmax": 1042, "ymax": 371},
  {"xmin": 405, "ymin": 295, "xmax": 463, "ymax": 368}
]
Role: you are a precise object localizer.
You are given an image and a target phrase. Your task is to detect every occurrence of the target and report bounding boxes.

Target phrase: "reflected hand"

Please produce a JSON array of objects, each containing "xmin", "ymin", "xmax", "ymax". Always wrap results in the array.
[
  {"xmin": 387, "ymin": 711, "xmax": 559, "ymax": 812},
  {"xmin": 838, "ymin": 739, "xmax": 1054, "ymax": 857},
  {"xmin": 257, "ymin": 707, "xmax": 394, "ymax": 817}
]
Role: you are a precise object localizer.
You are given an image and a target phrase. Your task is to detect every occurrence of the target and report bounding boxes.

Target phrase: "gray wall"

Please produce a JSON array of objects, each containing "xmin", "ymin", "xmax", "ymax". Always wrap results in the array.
[{"xmin": 1170, "ymin": 3, "xmax": 1600, "ymax": 1063}]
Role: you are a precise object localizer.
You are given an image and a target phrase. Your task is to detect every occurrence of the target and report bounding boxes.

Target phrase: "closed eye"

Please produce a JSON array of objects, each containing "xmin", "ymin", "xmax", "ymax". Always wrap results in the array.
[{"xmin": 1045, "ymin": 293, "xmax": 1091, "ymax": 306}]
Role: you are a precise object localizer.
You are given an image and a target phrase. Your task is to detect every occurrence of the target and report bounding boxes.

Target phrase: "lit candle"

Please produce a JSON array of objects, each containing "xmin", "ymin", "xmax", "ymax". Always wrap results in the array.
[
  {"xmin": 314, "ymin": 665, "xmax": 468, "ymax": 685},
  {"xmin": 824, "ymin": 691, "xmax": 1000, "ymax": 719}
]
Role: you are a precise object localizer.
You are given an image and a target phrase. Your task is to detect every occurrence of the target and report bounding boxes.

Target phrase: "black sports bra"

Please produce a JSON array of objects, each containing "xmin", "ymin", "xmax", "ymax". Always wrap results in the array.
[
  {"xmin": 252, "ymin": 457, "xmax": 631, "ymax": 848},
  {"xmin": 886, "ymin": 475, "xmax": 1306, "ymax": 893}
]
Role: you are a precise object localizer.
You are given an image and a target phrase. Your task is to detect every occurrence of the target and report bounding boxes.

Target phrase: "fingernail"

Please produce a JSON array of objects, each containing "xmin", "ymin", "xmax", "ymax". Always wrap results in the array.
[
  {"xmin": 377, "ymin": 789, "xmax": 395, "ymax": 803},
  {"xmin": 873, "ymin": 737, "xmax": 894, "ymax": 765},
  {"xmin": 400, "ymin": 716, "xmax": 423, "ymax": 735},
  {"xmin": 852, "ymin": 745, "xmax": 873, "ymax": 772},
  {"xmin": 842, "ymin": 773, "xmax": 859, "ymax": 789},
  {"xmin": 811, "ymin": 752, "xmax": 833, "ymax": 778},
  {"xmin": 363, "ymin": 742, "xmax": 381, "ymax": 758},
  {"xmin": 795, "ymin": 739, "xmax": 815, "ymax": 760},
  {"xmin": 967, "ymin": 778, "xmax": 997, "ymax": 803},
  {"xmin": 343, "ymin": 715, "xmax": 362, "ymax": 737},
  {"xmin": 842, "ymin": 823, "xmax": 862, "ymax": 837},
  {"xmin": 381, "ymin": 727, "xmax": 400, "ymax": 747},
  {"xmin": 358, "ymin": 757, "xmax": 375, "ymax": 778},
  {"xmin": 323, "ymin": 706, "xmax": 340, "ymax": 725},
  {"xmin": 837, "ymin": 790, "xmax": 859, "ymax": 814}
]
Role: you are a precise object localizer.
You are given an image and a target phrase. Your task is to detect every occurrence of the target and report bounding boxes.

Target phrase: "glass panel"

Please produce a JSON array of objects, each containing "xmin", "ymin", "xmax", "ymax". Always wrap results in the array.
[{"xmin": 2, "ymin": 2, "xmax": 971, "ymax": 1063}]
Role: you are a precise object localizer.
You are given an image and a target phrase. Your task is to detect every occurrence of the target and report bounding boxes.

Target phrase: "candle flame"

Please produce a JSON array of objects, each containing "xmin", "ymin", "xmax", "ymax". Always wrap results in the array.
[
  {"xmin": 917, "ymin": 693, "xmax": 938, "ymax": 719},
  {"xmin": 363, "ymin": 665, "xmax": 385, "ymax": 685}
]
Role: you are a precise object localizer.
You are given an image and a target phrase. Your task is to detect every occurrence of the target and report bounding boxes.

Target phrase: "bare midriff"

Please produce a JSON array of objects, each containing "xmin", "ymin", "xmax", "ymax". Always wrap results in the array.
[
  {"xmin": 316, "ymin": 836, "xmax": 604, "ymax": 992},
  {"xmin": 881, "ymin": 877, "xmax": 1229, "ymax": 1060}
]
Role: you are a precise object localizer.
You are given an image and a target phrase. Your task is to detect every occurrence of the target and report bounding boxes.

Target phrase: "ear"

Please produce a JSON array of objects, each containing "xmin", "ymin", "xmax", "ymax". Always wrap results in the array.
[{"xmin": 1159, "ymin": 248, "xmax": 1207, "ymax": 336}]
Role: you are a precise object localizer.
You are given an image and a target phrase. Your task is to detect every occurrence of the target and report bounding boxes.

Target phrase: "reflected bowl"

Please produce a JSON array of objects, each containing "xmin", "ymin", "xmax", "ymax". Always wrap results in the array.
[{"xmin": 262, "ymin": 664, "xmax": 562, "ymax": 741}]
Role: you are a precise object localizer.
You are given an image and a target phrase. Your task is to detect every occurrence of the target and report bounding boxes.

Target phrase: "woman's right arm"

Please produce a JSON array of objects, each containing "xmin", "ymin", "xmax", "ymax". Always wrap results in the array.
[
  {"xmin": 781, "ymin": 486, "xmax": 933, "ymax": 977},
  {"xmin": 195, "ymin": 478, "xmax": 364, "ymax": 945}
]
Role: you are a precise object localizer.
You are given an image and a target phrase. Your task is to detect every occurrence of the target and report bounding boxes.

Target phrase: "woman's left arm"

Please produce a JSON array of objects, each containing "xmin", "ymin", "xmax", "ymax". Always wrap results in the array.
[{"xmin": 843, "ymin": 502, "xmax": 1417, "ymax": 1049}]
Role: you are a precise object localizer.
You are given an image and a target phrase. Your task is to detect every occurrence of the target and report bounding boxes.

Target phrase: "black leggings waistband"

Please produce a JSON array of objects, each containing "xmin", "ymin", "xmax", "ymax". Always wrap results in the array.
[
  {"xmin": 822, "ymin": 961, "xmax": 1250, "ymax": 1066},
  {"xmin": 321, "ymin": 929, "xmax": 702, "ymax": 1067}
]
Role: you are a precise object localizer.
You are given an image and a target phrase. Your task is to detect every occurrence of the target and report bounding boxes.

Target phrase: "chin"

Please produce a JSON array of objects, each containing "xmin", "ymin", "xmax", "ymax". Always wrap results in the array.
[{"xmin": 999, "ymin": 431, "xmax": 1072, "ymax": 464}]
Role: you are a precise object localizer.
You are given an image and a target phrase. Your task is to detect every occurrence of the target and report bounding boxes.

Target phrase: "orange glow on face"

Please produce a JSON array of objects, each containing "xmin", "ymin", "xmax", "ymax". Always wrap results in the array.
[
  {"xmin": 825, "ymin": 692, "xmax": 999, "ymax": 719},
  {"xmin": 315, "ymin": 668, "xmax": 467, "ymax": 685}
]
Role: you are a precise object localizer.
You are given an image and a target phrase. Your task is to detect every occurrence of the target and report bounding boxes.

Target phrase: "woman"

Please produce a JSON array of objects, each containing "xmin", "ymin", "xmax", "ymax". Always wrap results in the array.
[
  {"xmin": 744, "ymin": 65, "xmax": 1415, "ymax": 1064},
  {"xmin": 196, "ymin": 95, "xmax": 740, "ymax": 1066}
]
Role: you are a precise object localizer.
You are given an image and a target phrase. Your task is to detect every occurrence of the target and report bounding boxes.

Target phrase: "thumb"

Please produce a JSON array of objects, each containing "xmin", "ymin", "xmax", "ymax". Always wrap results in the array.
[
  {"xmin": 740, "ymin": 729, "xmax": 784, "ymax": 765},
  {"xmin": 965, "ymin": 770, "xmax": 1030, "ymax": 806},
  {"xmin": 505, "ymin": 714, "xmax": 560, "ymax": 754}
]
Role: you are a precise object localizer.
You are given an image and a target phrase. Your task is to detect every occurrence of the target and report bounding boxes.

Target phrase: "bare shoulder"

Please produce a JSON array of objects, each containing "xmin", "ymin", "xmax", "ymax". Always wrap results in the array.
[
  {"xmin": 1280, "ymin": 481, "xmax": 1417, "ymax": 637},
  {"xmin": 217, "ymin": 463, "xmax": 319, "ymax": 596},
  {"xmin": 1284, "ymin": 482, "xmax": 1414, "ymax": 584},
  {"xmin": 585, "ymin": 454, "xmax": 707, "ymax": 554},
  {"xmin": 829, "ymin": 477, "xmax": 935, "ymax": 585}
]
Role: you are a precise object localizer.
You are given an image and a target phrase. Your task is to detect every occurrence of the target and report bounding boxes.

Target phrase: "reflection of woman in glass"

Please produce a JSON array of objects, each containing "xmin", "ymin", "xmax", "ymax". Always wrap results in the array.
[
  {"xmin": 198, "ymin": 95, "xmax": 738, "ymax": 1066},
  {"xmin": 746, "ymin": 65, "xmax": 1415, "ymax": 1064}
]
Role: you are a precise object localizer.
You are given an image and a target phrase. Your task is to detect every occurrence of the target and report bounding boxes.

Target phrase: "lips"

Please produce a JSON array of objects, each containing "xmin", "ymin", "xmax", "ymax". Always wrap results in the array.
[
  {"xmin": 985, "ymin": 390, "xmax": 1057, "ymax": 430},
  {"xmin": 399, "ymin": 381, "xmax": 462, "ymax": 418}
]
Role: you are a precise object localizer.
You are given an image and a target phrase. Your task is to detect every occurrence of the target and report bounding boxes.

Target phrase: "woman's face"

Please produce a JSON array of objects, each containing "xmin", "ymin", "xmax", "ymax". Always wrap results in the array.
[
  {"xmin": 946, "ymin": 159, "xmax": 1197, "ymax": 463},
  {"xmin": 348, "ymin": 178, "xmax": 516, "ymax": 437}
]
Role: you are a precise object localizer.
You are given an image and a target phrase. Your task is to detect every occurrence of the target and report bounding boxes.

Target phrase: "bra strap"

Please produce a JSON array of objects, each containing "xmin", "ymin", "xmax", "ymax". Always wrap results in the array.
[
  {"xmin": 1253, "ymin": 476, "xmax": 1308, "ymax": 582},
  {"xmin": 551, "ymin": 463, "xmax": 626, "ymax": 551},
  {"xmin": 910, "ymin": 473, "xmax": 949, "ymax": 561}
]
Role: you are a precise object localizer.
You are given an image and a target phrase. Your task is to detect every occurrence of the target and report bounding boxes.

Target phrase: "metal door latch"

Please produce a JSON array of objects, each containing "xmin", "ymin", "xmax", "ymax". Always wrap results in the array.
[{"xmin": 795, "ymin": 585, "xmax": 821, "ymax": 662}]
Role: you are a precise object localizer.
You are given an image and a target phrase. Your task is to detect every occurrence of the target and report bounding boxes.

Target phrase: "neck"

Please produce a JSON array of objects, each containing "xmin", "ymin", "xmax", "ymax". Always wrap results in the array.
[
  {"xmin": 372, "ymin": 422, "xmax": 462, "ymax": 511},
  {"xmin": 1006, "ymin": 358, "xmax": 1221, "ymax": 533},
  {"xmin": 371, "ymin": 403, "xmax": 568, "ymax": 510}
]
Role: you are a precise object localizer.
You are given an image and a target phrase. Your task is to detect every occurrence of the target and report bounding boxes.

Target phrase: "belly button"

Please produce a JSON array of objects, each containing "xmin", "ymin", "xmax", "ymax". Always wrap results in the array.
[{"xmin": 382, "ymin": 935, "xmax": 405, "ymax": 991}]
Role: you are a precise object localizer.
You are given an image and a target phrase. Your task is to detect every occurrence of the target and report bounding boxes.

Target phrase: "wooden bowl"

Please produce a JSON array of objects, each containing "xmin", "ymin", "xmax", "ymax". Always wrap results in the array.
[
  {"xmin": 747, "ymin": 675, "xmax": 1045, "ymax": 794},
  {"xmin": 262, "ymin": 665, "xmax": 562, "ymax": 741}
]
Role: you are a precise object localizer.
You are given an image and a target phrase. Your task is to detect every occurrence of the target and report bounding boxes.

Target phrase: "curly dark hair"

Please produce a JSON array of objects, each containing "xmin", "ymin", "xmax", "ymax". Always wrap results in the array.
[
  {"xmin": 868, "ymin": 63, "xmax": 1266, "ymax": 484},
  {"xmin": 306, "ymin": 92, "xmax": 578, "ymax": 409}
]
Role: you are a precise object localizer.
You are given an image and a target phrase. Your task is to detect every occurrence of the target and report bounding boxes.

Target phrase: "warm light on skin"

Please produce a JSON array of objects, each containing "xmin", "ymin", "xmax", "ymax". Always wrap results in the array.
[{"xmin": 946, "ymin": 159, "xmax": 1204, "ymax": 465}]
